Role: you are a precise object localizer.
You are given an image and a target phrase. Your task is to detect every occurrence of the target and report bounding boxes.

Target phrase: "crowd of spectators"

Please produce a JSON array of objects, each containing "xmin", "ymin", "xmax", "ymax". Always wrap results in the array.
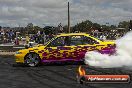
[
  {"xmin": 89, "ymin": 29, "xmax": 126, "ymax": 40},
  {"xmin": 0, "ymin": 28, "xmax": 55, "ymax": 45},
  {"xmin": 0, "ymin": 29, "xmax": 16, "ymax": 43},
  {"xmin": 29, "ymin": 32, "xmax": 54, "ymax": 44},
  {"xmin": 0, "ymin": 27, "xmax": 126, "ymax": 45}
]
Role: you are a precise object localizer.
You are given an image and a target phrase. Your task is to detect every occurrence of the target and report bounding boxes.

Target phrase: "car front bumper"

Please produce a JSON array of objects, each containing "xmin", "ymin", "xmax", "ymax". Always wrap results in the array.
[{"xmin": 15, "ymin": 54, "xmax": 25, "ymax": 63}]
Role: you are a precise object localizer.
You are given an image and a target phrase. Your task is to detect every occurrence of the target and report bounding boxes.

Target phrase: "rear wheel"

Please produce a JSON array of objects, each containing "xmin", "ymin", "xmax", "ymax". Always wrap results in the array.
[{"xmin": 24, "ymin": 53, "xmax": 40, "ymax": 67}]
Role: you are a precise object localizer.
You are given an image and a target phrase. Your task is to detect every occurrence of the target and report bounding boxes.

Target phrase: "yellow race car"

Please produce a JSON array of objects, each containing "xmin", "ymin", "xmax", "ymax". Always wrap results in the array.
[{"xmin": 15, "ymin": 33, "xmax": 116, "ymax": 67}]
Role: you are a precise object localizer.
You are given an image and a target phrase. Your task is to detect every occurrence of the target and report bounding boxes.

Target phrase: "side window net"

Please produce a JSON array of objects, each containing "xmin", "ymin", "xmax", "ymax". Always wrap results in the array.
[{"xmin": 47, "ymin": 36, "xmax": 69, "ymax": 47}]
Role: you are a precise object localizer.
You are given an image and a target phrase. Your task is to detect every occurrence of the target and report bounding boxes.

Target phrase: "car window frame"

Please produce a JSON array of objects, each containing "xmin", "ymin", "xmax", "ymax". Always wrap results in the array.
[
  {"xmin": 82, "ymin": 35, "xmax": 99, "ymax": 45},
  {"xmin": 46, "ymin": 36, "xmax": 70, "ymax": 47},
  {"xmin": 45, "ymin": 34, "xmax": 100, "ymax": 48},
  {"xmin": 69, "ymin": 35, "xmax": 84, "ymax": 46}
]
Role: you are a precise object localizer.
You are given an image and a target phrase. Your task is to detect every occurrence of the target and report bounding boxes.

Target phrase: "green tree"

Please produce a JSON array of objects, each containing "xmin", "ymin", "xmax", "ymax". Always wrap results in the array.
[
  {"xmin": 34, "ymin": 26, "xmax": 42, "ymax": 32},
  {"xmin": 73, "ymin": 20, "xmax": 93, "ymax": 32},
  {"xmin": 118, "ymin": 21, "xmax": 129, "ymax": 28}
]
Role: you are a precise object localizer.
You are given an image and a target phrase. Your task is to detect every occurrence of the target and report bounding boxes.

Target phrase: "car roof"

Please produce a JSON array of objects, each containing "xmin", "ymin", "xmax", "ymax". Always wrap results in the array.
[
  {"xmin": 56, "ymin": 33, "xmax": 102, "ymax": 43},
  {"xmin": 57, "ymin": 33, "xmax": 89, "ymax": 37}
]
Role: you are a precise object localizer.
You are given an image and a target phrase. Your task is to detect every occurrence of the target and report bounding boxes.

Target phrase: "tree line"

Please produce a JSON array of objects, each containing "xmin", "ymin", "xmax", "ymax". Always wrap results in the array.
[{"xmin": 1, "ymin": 20, "xmax": 132, "ymax": 35}]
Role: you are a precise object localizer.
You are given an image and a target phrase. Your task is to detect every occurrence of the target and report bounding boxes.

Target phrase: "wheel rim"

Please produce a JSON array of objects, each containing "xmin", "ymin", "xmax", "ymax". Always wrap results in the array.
[{"xmin": 25, "ymin": 53, "xmax": 40, "ymax": 67}]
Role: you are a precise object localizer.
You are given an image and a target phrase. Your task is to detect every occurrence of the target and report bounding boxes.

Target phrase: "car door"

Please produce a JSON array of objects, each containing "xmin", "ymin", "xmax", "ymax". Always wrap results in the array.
[
  {"xmin": 68, "ymin": 35, "xmax": 100, "ymax": 61},
  {"xmin": 68, "ymin": 35, "xmax": 85, "ymax": 61},
  {"xmin": 43, "ymin": 36, "xmax": 72, "ymax": 62}
]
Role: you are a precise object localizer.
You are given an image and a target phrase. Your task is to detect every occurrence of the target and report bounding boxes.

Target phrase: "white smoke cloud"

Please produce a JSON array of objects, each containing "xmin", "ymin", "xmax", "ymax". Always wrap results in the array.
[{"xmin": 85, "ymin": 31, "xmax": 132, "ymax": 68}]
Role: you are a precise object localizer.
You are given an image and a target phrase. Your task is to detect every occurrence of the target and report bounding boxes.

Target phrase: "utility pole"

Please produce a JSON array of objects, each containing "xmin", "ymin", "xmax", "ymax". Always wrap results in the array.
[{"xmin": 68, "ymin": 2, "xmax": 70, "ymax": 33}]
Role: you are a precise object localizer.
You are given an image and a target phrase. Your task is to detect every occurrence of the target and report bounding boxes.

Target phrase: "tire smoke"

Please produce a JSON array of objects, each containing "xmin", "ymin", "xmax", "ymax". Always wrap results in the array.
[{"xmin": 84, "ymin": 31, "xmax": 132, "ymax": 68}]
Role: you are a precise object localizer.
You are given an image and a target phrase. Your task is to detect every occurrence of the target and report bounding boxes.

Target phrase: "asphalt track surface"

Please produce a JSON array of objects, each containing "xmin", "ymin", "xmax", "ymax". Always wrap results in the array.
[{"xmin": 0, "ymin": 56, "xmax": 132, "ymax": 88}]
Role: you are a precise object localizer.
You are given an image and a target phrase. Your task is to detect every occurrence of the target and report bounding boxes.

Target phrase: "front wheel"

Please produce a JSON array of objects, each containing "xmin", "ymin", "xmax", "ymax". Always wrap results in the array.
[{"xmin": 24, "ymin": 53, "xmax": 41, "ymax": 67}]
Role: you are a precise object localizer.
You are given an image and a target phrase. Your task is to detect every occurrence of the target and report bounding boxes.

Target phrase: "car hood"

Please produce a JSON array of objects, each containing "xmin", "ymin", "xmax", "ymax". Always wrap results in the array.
[{"xmin": 29, "ymin": 45, "xmax": 46, "ymax": 50}]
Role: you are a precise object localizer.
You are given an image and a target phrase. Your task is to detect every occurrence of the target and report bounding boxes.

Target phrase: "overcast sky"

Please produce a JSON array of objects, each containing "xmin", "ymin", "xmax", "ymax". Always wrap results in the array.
[{"xmin": 0, "ymin": 0, "xmax": 132, "ymax": 27}]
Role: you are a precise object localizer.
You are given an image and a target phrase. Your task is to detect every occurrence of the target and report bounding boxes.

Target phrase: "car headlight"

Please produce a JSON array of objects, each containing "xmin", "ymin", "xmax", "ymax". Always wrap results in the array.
[{"xmin": 15, "ymin": 51, "xmax": 22, "ymax": 54}]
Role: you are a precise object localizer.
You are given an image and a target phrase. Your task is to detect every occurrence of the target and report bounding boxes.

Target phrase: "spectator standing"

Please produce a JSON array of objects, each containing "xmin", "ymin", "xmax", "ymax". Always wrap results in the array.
[{"xmin": 26, "ymin": 35, "xmax": 30, "ymax": 45}]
